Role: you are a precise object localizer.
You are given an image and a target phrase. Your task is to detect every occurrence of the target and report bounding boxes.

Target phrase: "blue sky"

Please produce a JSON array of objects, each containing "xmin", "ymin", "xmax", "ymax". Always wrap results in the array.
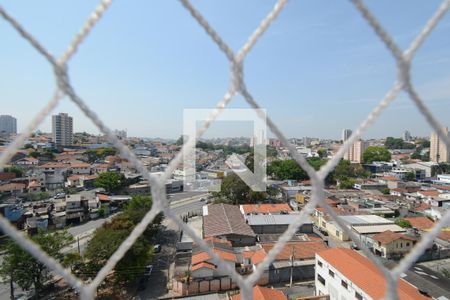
[{"xmin": 1, "ymin": 0, "xmax": 450, "ymax": 139}]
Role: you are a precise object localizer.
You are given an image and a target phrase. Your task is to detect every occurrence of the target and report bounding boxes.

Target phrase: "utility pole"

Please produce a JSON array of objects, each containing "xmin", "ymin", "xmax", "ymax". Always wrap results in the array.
[
  {"xmin": 77, "ymin": 236, "xmax": 80, "ymax": 254},
  {"xmin": 290, "ymin": 245, "xmax": 295, "ymax": 287}
]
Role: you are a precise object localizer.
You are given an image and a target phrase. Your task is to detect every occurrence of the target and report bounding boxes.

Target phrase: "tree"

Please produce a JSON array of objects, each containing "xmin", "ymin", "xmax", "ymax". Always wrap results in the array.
[
  {"xmin": 29, "ymin": 151, "xmax": 40, "ymax": 158},
  {"xmin": 317, "ymin": 148, "xmax": 327, "ymax": 158},
  {"xmin": 404, "ymin": 172, "xmax": 415, "ymax": 181},
  {"xmin": 214, "ymin": 173, "xmax": 265, "ymax": 205},
  {"xmin": 84, "ymin": 196, "xmax": 162, "ymax": 283},
  {"xmin": 395, "ymin": 219, "xmax": 412, "ymax": 228},
  {"xmin": 0, "ymin": 230, "xmax": 73, "ymax": 299},
  {"xmin": 362, "ymin": 146, "xmax": 391, "ymax": 164},
  {"xmin": 380, "ymin": 188, "xmax": 390, "ymax": 195},
  {"xmin": 94, "ymin": 171, "xmax": 126, "ymax": 193},
  {"xmin": 432, "ymin": 163, "xmax": 450, "ymax": 176},
  {"xmin": 3, "ymin": 166, "xmax": 24, "ymax": 177},
  {"xmin": 385, "ymin": 137, "xmax": 415, "ymax": 149},
  {"xmin": 338, "ymin": 177, "xmax": 356, "ymax": 189}
]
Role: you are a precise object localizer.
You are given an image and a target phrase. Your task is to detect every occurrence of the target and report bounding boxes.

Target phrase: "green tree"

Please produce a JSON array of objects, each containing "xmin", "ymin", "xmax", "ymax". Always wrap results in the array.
[
  {"xmin": 362, "ymin": 146, "xmax": 391, "ymax": 164},
  {"xmin": 214, "ymin": 172, "xmax": 269, "ymax": 205},
  {"xmin": 0, "ymin": 230, "xmax": 73, "ymax": 299},
  {"xmin": 337, "ymin": 177, "xmax": 356, "ymax": 189},
  {"xmin": 29, "ymin": 151, "xmax": 40, "ymax": 158},
  {"xmin": 3, "ymin": 166, "xmax": 24, "ymax": 177},
  {"xmin": 380, "ymin": 188, "xmax": 390, "ymax": 195},
  {"xmin": 404, "ymin": 172, "xmax": 415, "ymax": 181},
  {"xmin": 385, "ymin": 137, "xmax": 415, "ymax": 149},
  {"xmin": 395, "ymin": 219, "xmax": 412, "ymax": 228},
  {"xmin": 94, "ymin": 171, "xmax": 126, "ymax": 193},
  {"xmin": 317, "ymin": 148, "xmax": 327, "ymax": 158},
  {"xmin": 432, "ymin": 163, "xmax": 450, "ymax": 176},
  {"xmin": 84, "ymin": 196, "xmax": 162, "ymax": 283}
]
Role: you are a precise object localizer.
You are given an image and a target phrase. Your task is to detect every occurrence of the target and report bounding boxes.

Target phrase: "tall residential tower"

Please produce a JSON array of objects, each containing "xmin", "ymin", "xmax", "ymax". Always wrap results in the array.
[
  {"xmin": 430, "ymin": 127, "xmax": 449, "ymax": 163},
  {"xmin": 52, "ymin": 113, "xmax": 73, "ymax": 147},
  {"xmin": 0, "ymin": 115, "xmax": 17, "ymax": 134}
]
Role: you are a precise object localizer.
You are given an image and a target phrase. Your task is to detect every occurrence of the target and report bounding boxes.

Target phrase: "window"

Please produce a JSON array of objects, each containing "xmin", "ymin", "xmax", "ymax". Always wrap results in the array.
[
  {"xmin": 400, "ymin": 242, "xmax": 403, "ymax": 248},
  {"xmin": 341, "ymin": 280, "xmax": 348, "ymax": 289},
  {"xmin": 355, "ymin": 292, "xmax": 363, "ymax": 300},
  {"xmin": 318, "ymin": 260, "xmax": 323, "ymax": 267},
  {"xmin": 318, "ymin": 274, "xmax": 326, "ymax": 286},
  {"xmin": 329, "ymin": 270, "xmax": 335, "ymax": 278},
  {"xmin": 406, "ymin": 242, "xmax": 410, "ymax": 247}
]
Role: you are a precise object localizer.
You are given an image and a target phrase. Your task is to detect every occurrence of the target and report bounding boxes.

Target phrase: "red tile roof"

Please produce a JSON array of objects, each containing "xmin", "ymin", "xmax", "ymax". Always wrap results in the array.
[
  {"xmin": 403, "ymin": 217, "xmax": 434, "ymax": 231},
  {"xmin": 318, "ymin": 248, "xmax": 429, "ymax": 300},
  {"xmin": 242, "ymin": 248, "xmax": 267, "ymax": 265},
  {"xmin": 241, "ymin": 203, "xmax": 292, "ymax": 214},
  {"xmin": 418, "ymin": 190, "xmax": 440, "ymax": 197},
  {"xmin": 232, "ymin": 285, "xmax": 287, "ymax": 300},
  {"xmin": 191, "ymin": 261, "xmax": 215, "ymax": 271},
  {"xmin": 262, "ymin": 241, "xmax": 328, "ymax": 261},
  {"xmin": 0, "ymin": 172, "xmax": 16, "ymax": 181},
  {"xmin": 438, "ymin": 231, "xmax": 450, "ymax": 242},
  {"xmin": 372, "ymin": 230, "xmax": 416, "ymax": 245}
]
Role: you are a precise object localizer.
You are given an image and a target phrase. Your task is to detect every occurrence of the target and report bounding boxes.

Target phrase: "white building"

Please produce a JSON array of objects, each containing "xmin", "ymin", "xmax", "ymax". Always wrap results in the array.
[
  {"xmin": 0, "ymin": 115, "xmax": 17, "ymax": 134},
  {"xmin": 430, "ymin": 127, "xmax": 449, "ymax": 163},
  {"xmin": 315, "ymin": 248, "xmax": 429, "ymax": 300},
  {"xmin": 344, "ymin": 140, "xmax": 367, "ymax": 163},
  {"xmin": 52, "ymin": 113, "xmax": 73, "ymax": 147}
]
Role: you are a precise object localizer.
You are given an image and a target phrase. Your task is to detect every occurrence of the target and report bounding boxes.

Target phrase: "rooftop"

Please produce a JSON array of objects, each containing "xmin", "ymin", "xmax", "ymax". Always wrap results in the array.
[
  {"xmin": 203, "ymin": 204, "xmax": 255, "ymax": 238},
  {"xmin": 318, "ymin": 248, "xmax": 429, "ymax": 300}
]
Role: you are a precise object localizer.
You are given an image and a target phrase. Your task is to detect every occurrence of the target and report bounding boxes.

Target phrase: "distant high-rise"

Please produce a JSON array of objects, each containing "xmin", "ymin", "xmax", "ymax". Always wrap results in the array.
[
  {"xmin": 342, "ymin": 129, "xmax": 352, "ymax": 142},
  {"xmin": 303, "ymin": 136, "xmax": 311, "ymax": 147},
  {"xmin": 114, "ymin": 129, "xmax": 127, "ymax": 139},
  {"xmin": 0, "ymin": 115, "xmax": 17, "ymax": 134},
  {"xmin": 430, "ymin": 127, "xmax": 449, "ymax": 163},
  {"xmin": 344, "ymin": 140, "xmax": 367, "ymax": 163},
  {"xmin": 52, "ymin": 113, "xmax": 73, "ymax": 147},
  {"xmin": 404, "ymin": 130, "xmax": 412, "ymax": 141}
]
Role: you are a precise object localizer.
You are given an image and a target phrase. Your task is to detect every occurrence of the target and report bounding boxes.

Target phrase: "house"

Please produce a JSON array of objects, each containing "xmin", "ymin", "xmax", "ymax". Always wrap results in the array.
[
  {"xmin": 315, "ymin": 248, "xmax": 429, "ymax": 300},
  {"xmin": 190, "ymin": 238, "xmax": 236, "ymax": 279},
  {"xmin": 403, "ymin": 217, "xmax": 434, "ymax": 232},
  {"xmin": 14, "ymin": 157, "xmax": 39, "ymax": 166},
  {"xmin": 369, "ymin": 230, "xmax": 416, "ymax": 259},
  {"xmin": 203, "ymin": 204, "xmax": 256, "ymax": 246},
  {"xmin": 27, "ymin": 180, "xmax": 44, "ymax": 193},
  {"xmin": 69, "ymin": 161, "xmax": 91, "ymax": 175},
  {"xmin": 0, "ymin": 183, "xmax": 26, "ymax": 195},
  {"xmin": 232, "ymin": 285, "xmax": 287, "ymax": 300},
  {"xmin": 263, "ymin": 241, "xmax": 328, "ymax": 283}
]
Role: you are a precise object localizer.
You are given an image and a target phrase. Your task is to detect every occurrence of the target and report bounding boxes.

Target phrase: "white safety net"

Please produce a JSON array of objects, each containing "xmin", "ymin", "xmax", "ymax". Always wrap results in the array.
[{"xmin": 1, "ymin": 0, "xmax": 450, "ymax": 299}]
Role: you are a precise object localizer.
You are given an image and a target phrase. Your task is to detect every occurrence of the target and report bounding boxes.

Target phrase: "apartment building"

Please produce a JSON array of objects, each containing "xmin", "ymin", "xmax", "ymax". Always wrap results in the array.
[
  {"xmin": 52, "ymin": 113, "xmax": 73, "ymax": 147},
  {"xmin": 315, "ymin": 248, "xmax": 428, "ymax": 300},
  {"xmin": 430, "ymin": 127, "xmax": 449, "ymax": 163},
  {"xmin": 0, "ymin": 115, "xmax": 17, "ymax": 134},
  {"xmin": 344, "ymin": 140, "xmax": 367, "ymax": 163}
]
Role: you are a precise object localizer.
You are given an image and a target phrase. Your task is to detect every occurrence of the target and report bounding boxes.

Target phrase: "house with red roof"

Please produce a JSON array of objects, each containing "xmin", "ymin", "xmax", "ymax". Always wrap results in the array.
[{"xmin": 369, "ymin": 230, "xmax": 417, "ymax": 259}]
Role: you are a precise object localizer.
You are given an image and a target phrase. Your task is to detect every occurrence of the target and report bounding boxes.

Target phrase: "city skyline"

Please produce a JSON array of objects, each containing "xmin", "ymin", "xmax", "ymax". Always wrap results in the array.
[{"xmin": 1, "ymin": 1, "xmax": 450, "ymax": 139}]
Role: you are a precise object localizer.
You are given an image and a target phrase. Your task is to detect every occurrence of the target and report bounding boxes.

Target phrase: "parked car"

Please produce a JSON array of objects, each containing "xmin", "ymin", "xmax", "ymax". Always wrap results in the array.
[
  {"xmin": 351, "ymin": 243, "xmax": 360, "ymax": 250},
  {"xmin": 154, "ymin": 244, "xmax": 161, "ymax": 253}
]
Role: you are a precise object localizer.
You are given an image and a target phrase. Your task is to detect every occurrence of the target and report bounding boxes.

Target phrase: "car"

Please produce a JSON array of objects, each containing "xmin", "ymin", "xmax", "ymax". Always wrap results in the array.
[
  {"xmin": 154, "ymin": 244, "xmax": 162, "ymax": 253},
  {"xmin": 351, "ymin": 243, "xmax": 360, "ymax": 250},
  {"xmin": 144, "ymin": 264, "xmax": 153, "ymax": 276},
  {"xmin": 200, "ymin": 198, "xmax": 206, "ymax": 202}
]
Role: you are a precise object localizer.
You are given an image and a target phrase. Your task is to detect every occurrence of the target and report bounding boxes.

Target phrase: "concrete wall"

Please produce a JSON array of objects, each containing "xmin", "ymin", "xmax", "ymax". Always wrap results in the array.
[{"xmin": 269, "ymin": 264, "xmax": 315, "ymax": 284}]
